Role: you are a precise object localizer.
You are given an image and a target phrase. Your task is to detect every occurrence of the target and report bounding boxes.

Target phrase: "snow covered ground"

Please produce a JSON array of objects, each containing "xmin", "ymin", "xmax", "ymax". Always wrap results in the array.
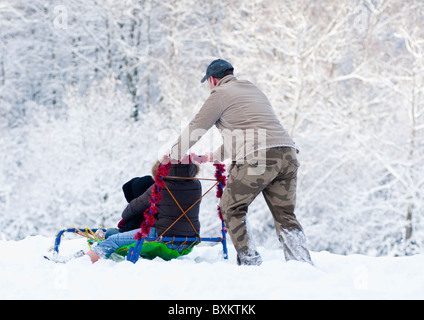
[{"xmin": 1, "ymin": 235, "xmax": 423, "ymax": 300}]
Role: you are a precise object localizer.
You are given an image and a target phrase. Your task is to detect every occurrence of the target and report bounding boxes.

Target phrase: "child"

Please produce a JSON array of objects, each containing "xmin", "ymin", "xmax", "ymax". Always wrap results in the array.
[
  {"xmin": 103, "ymin": 175, "xmax": 155, "ymax": 239},
  {"xmin": 51, "ymin": 160, "xmax": 202, "ymax": 263}
]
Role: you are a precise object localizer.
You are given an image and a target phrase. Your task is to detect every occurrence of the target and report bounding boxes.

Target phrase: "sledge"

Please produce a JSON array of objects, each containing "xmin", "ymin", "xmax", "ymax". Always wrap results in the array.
[
  {"xmin": 52, "ymin": 224, "xmax": 227, "ymax": 262},
  {"xmin": 49, "ymin": 154, "xmax": 228, "ymax": 263}
]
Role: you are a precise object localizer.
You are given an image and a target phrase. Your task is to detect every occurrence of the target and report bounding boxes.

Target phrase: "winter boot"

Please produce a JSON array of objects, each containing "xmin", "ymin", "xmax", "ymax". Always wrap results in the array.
[
  {"xmin": 236, "ymin": 249, "xmax": 263, "ymax": 266},
  {"xmin": 278, "ymin": 227, "xmax": 313, "ymax": 265},
  {"xmin": 44, "ymin": 250, "xmax": 85, "ymax": 263}
]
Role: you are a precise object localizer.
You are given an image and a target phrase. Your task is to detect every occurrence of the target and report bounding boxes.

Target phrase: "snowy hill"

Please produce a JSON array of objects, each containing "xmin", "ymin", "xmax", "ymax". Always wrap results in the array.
[{"xmin": 1, "ymin": 235, "xmax": 423, "ymax": 300}]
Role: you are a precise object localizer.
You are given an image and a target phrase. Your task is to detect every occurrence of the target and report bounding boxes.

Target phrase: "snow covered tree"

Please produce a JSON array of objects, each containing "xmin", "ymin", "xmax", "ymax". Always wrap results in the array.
[{"xmin": 1, "ymin": 0, "xmax": 423, "ymax": 256}]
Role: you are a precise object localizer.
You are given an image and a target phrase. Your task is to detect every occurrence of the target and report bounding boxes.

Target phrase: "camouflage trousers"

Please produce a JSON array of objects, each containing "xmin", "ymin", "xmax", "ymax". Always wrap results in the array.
[{"xmin": 220, "ymin": 147, "xmax": 312, "ymax": 265}]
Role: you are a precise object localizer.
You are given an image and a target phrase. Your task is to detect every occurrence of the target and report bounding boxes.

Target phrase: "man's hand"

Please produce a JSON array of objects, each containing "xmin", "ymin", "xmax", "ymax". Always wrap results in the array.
[
  {"xmin": 204, "ymin": 152, "xmax": 222, "ymax": 164},
  {"xmin": 185, "ymin": 153, "xmax": 211, "ymax": 164},
  {"xmin": 204, "ymin": 152, "xmax": 214, "ymax": 163}
]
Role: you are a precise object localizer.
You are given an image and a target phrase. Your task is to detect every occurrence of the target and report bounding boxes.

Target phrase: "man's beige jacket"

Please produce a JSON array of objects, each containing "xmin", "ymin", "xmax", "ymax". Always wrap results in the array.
[{"xmin": 170, "ymin": 75, "xmax": 295, "ymax": 162}]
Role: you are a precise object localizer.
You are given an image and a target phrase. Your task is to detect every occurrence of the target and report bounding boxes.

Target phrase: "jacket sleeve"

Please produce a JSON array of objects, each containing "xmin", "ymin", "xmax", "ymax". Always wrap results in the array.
[
  {"xmin": 121, "ymin": 186, "xmax": 152, "ymax": 222},
  {"xmin": 170, "ymin": 90, "xmax": 223, "ymax": 160}
]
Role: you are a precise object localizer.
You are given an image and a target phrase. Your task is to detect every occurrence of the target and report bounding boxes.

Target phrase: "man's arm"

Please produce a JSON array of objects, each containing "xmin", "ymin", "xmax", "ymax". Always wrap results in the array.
[{"xmin": 170, "ymin": 91, "xmax": 223, "ymax": 160}]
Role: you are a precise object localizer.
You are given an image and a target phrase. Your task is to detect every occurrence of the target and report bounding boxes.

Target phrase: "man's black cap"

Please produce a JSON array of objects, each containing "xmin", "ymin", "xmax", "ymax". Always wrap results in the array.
[{"xmin": 201, "ymin": 59, "xmax": 233, "ymax": 83}]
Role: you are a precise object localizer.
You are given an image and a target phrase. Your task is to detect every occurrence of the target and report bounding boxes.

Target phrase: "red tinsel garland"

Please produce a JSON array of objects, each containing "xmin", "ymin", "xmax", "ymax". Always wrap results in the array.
[
  {"xmin": 213, "ymin": 163, "xmax": 227, "ymax": 221},
  {"xmin": 135, "ymin": 154, "xmax": 226, "ymax": 240}
]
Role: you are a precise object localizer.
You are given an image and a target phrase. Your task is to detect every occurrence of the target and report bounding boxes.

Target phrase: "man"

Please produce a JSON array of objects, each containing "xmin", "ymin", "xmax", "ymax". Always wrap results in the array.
[{"xmin": 170, "ymin": 59, "xmax": 312, "ymax": 265}]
